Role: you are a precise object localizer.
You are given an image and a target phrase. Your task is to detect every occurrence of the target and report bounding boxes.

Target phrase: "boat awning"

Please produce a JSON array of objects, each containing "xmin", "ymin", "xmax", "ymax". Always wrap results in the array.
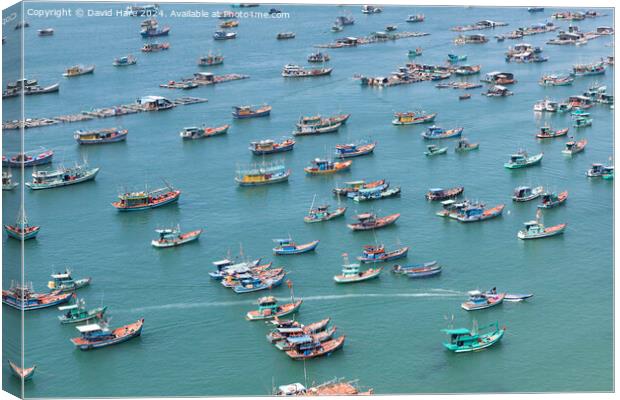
[
  {"xmin": 468, "ymin": 290, "xmax": 482, "ymax": 296},
  {"xmin": 278, "ymin": 383, "xmax": 306, "ymax": 395},
  {"xmin": 428, "ymin": 188, "xmax": 444, "ymax": 192},
  {"xmin": 440, "ymin": 199, "xmax": 456, "ymax": 206},
  {"xmin": 277, "ymin": 327, "xmax": 304, "ymax": 334},
  {"xmin": 76, "ymin": 324, "xmax": 103, "ymax": 333},
  {"xmin": 286, "ymin": 335, "xmax": 313, "ymax": 344},
  {"xmin": 50, "ymin": 273, "xmax": 70, "ymax": 279},
  {"xmin": 58, "ymin": 304, "xmax": 78, "ymax": 311},
  {"xmin": 443, "ymin": 328, "xmax": 471, "ymax": 335},
  {"xmin": 213, "ymin": 259, "xmax": 232, "ymax": 267}
]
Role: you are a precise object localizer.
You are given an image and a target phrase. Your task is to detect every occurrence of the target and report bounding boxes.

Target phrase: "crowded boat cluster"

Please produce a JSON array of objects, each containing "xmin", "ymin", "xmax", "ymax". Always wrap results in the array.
[{"xmin": 1, "ymin": 3, "xmax": 614, "ymax": 395}]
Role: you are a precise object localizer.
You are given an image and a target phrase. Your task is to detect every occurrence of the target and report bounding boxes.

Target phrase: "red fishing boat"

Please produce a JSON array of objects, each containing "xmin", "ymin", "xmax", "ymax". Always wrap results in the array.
[
  {"xmin": 536, "ymin": 126, "xmax": 569, "ymax": 139},
  {"xmin": 285, "ymin": 336, "xmax": 345, "ymax": 360},
  {"xmin": 425, "ymin": 186, "xmax": 464, "ymax": 201},
  {"xmin": 112, "ymin": 183, "xmax": 180, "ymax": 211},
  {"xmin": 70, "ymin": 318, "xmax": 144, "ymax": 350},
  {"xmin": 2, "ymin": 283, "xmax": 72, "ymax": 310},
  {"xmin": 357, "ymin": 245, "xmax": 409, "ymax": 263},
  {"xmin": 347, "ymin": 213, "xmax": 400, "ymax": 231}
]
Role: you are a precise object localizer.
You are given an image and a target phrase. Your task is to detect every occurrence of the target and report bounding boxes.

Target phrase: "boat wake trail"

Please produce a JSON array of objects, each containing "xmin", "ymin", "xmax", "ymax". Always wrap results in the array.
[{"xmin": 126, "ymin": 290, "xmax": 464, "ymax": 314}]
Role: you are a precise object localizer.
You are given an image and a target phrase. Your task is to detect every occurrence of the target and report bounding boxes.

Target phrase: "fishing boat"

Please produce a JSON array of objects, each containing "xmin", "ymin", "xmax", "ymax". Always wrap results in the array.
[
  {"xmin": 4, "ymin": 207, "xmax": 40, "ymax": 240},
  {"xmin": 603, "ymin": 170, "xmax": 614, "ymax": 180},
  {"xmin": 333, "ymin": 179, "xmax": 386, "ymax": 197},
  {"xmin": 335, "ymin": 15, "xmax": 355, "ymax": 26},
  {"xmin": 447, "ymin": 54, "xmax": 467, "ymax": 63},
  {"xmin": 404, "ymin": 47, "xmax": 422, "ymax": 58},
  {"xmin": 113, "ymin": 55, "xmax": 137, "ymax": 66},
  {"xmin": 357, "ymin": 245, "xmax": 408, "ymax": 263},
  {"xmin": 461, "ymin": 290, "xmax": 505, "ymax": 311},
  {"xmin": 335, "ymin": 140, "xmax": 376, "ymax": 158},
  {"xmin": 74, "ymin": 128, "xmax": 128, "ymax": 144},
  {"xmin": 459, "ymin": 94, "xmax": 471, "ymax": 100},
  {"xmin": 180, "ymin": 124, "xmax": 229, "ymax": 140},
  {"xmin": 274, "ymin": 325, "xmax": 337, "ymax": 351},
  {"xmin": 221, "ymin": 267, "xmax": 282, "ymax": 289},
  {"xmin": 443, "ymin": 321, "xmax": 505, "ymax": 353},
  {"xmin": 8, "ymin": 361, "xmax": 36, "ymax": 381},
  {"xmin": 58, "ymin": 297, "xmax": 107, "ymax": 324},
  {"xmin": 304, "ymin": 201, "xmax": 346, "ymax": 223},
  {"xmin": 539, "ymin": 74, "xmax": 573, "ymax": 86},
  {"xmin": 574, "ymin": 116, "xmax": 593, "ymax": 128},
  {"xmin": 454, "ymin": 65, "xmax": 481, "ymax": 75},
  {"xmin": 273, "ymin": 238, "xmax": 319, "ymax": 255},
  {"xmin": 214, "ymin": 30, "xmax": 237, "ymax": 40},
  {"xmin": 2, "ymin": 170, "xmax": 18, "ymax": 191},
  {"xmin": 233, "ymin": 272, "xmax": 287, "ymax": 294},
  {"xmin": 26, "ymin": 162, "xmax": 99, "ymax": 190},
  {"xmin": 38, "ymin": 28, "xmax": 54, "ymax": 36},
  {"xmin": 151, "ymin": 226, "xmax": 202, "ymax": 248},
  {"xmin": 536, "ymin": 126, "xmax": 568, "ymax": 139},
  {"xmin": 47, "ymin": 269, "xmax": 91, "ymax": 292},
  {"xmin": 347, "ymin": 213, "xmax": 400, "ymax": 231},
  {"xmin": 334, "ymin": 254, "xmax": 382, "ymax": 283},
  {"xmin": 285, "ymin": 336, "xmax": 346, "ymax": 360},
  {"xmin": 235, "ymin": 163, "xmax": 291, "ymax": 186},
  {"xmin": 140, "ymin": 25, "xmax": 170, "ymax": 37},
  {"xmin": 518, "ymin": 210, "xmax": 566, "ymax": 240},
  {"xmin": 512, "ymin": 185, "xmax": 544, "ymax": 202},
  {"xmin": 2, "ymin": 79, "xmax": 59, "ymax": 98},
  {"xmin": 141, "ymin": 42, "xmax": 170, "ymax": 52},
  {"xmin": 456, "ymin": 204, "xmax": 505, "ymax": 223},
  {"xmin": 220, "ymin": 19, "xmax": 239, "ymax": 28},
  {"xmin": 392, "ymin": 261, "xmax": 438, "ymax": 274},
  {"xmin": 70, "ymin": 318, "xmax": 144, "ymax": 350},
  {"xmin": 528, "ymin": 7, "xmax": 544, "ymax": 12},
  {"xmin": 293, "ymin": 121, "xmax": 342, "ymax": 136},
  {"xmin": 421, "ymin": 126, "xmax": 463, "ymax": 140},
  {"xmin": 112, "ymin": 182, "xmax": 181, "ymax": 211},
  {"xmin": 405, "ymin": 263, "xmax": 442, "ymax": 278},
  {"xmin": 571, "ymin": 62, "xmax": 605, "ymax": 77},
  {"xmin": 250, "ymin": 138, "xmax": 295, "ymax": 155},
  {"xmin": 282, "ymin": 64, "xmax": 332, "ymax": 78},
  {"xmin": 277, "ymin": 32, "xmax": 296, "ymax": 40},
  {"xmin": 482, "ymin": 85, "xmax": 513, "ymax": 97},
  {"xmin": 276, "ymin": 378, "xmax": 372, "ymax": 395},
  {"xmin": 297, "ymin": 113, "xmax": 350, "ymax": 127},
  {"xmin": 246, "ymin": 296, "xmax": 303, "ymax": 321},
  {"xmin": 504, "ymin": 150, "xmax": 543, "ymax": 169},
  {"xmin": 232, "ymin": 104, "xmax": 271, "ymax": 119},
  {"xmin": 426, "ymin": 186, "xmax": 464, "ymax": 201},
  {"xmin": 2, "ymin": 282, "xmax": 72, "ymax": 310},
  {"xmin": 562, "ymin": 139, "xmax": 587, "ymax": 155},
  {"xmin": 63, "ymin": 65, "xmax": 95, "ymax": 77},
  {"xmin": 304, "ymin": 159, "xmax": 351, "ymax": 175},
  {"xmin": 425, "ymin": 145, "xmax": 447, "ymax": 156},
  {"xmin": 392, "ymin": 111, "xmax": 436, "ymax": 125},
  {"xmin": 361, "ymin": 5, "xmax": 382, "ymax": 13},
  {"xmin": 586, "ymin": 163, "xmax": 614, "ymax": 178},
  {"xmin": 307, "ymin": 51, "xmax": 330, "ymax": 63},
  {"xmin": 352, "ymin": 186, "xmax": 401, "ymax": 202},
  {"xmin": 209, "ymin": 258, "xmax": 264, "ymax": 280},
  {"xmin": 2, "ymin": 148, "xmax": 53, "ymax": 167},
  {"xmin": 538, "ymin": 191, "xmax": 568, "ymax": 209},
  {"xmin": 267, "ymin": 317, "xmax": 330, "ymax": 343},
  {"xmin": 198, "ymin": 53, "xmax": 224, "ymax": 66},
  {"xmin": 406, "ymin": 14, "xmax": 424, "ymax": 23},
  {"xmin": 454, "ymin": 138, "xmax": 479, "ymax": 152}
]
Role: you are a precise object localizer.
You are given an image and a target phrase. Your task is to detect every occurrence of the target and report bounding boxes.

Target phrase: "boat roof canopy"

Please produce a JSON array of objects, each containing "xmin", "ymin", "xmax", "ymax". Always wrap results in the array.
[
  {"xmin": 76, "ymin": 323, "xmax": 103, "ymax": 333},
  {"xmin": 51, "ymin": 273, "xmax": 70, "ymax": 279},
  {"xmin": 278, "ymin": 383, "xmax": 306, "ymax": 394},
  {"xmin": 443, "ymin": 328, "xmax": 471, "ymax": 335},
  {"xmin": 58, "ymin": 304, "xmax": 78, "ymax": 310},
  {"xmin": 286, "ymin": 335, "xmax": 313, "ymax": 344}
]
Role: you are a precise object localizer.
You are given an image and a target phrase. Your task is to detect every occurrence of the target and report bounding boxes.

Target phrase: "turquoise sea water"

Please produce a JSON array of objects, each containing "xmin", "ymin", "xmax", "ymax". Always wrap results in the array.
[{"xmin": 2, "ymin": 3, "xmax": 614, "ymax": 397}]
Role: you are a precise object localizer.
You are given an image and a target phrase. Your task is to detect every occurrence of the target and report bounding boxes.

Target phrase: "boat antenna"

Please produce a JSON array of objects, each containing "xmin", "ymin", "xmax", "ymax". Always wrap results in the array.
[{"xmin": 161, "ymin": 177, "xmax": 173, "ymax": 190}]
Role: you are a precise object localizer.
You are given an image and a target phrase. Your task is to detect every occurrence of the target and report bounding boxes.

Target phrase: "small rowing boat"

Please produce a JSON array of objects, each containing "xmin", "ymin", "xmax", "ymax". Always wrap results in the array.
[
  {"xmin": 357, "ymin": 245, "xmax": 408, "ymax": 263},
  {"xmin": 151, "ymin": 226, "xmax": 202, "ymax": 248},
  {"xmin": 421, "ymin": 126, "xmax": 463, "ymax": 140},
  {"xmin": 538, "ymin": 191, "xmax": 568, "ymax": 209},
  {"xmin": 249, "ymin": 138, "xmax": 295, "ymax": 155},
  {"xmin": 246, "ymin": 296, "xmax": 303, "ymax": 321},
  {"xmin": 512, "ymin": 185, "xmax": 544, "ymax": 202},
  {"xmin": 74, "ymin": 128, "xmax": 128, "ymax": 144},
  {"xmin": 70, "ymin": 318, "xmax": 144, "ymax": 350},
  {"xmin": 334, "ymin": 254, "xmax": 382, "ymax": 283},
  {"xmin": 180, "ymin": 124, "xmax": 229, "ymax": 140},
  {"xmin": 425, "ymin": 145, "xmax": 448, "ymax": 156},
  {"xmin": 461, "ymin": 290, "xmax": 505, "ymax": 311},
  {"xmin": 304, "ymin": 159, "xmax": 351, "ymax": 175},
  {"xmin": 273, "ymin": 238, "xmax": 319, "ymax": 255},
  {"xmin": 536, "ymin": 126, "xmax": 568, "ymax": 139},
  {"xmin": 347, "ymin": 212, "xmax": 400, "ymax": 231}
]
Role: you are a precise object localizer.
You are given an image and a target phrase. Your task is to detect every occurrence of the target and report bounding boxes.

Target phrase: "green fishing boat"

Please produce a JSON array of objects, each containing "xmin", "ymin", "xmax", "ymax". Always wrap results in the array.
[
  {"xmin": 442, "ymin": 321, "xmax": 505, "ymax": 353},
  {"xmin": 58, "ymin": 297, "xmax": 107, "ymax": 324},
  {"xmin": 425, "ymin": 145, "xmax": 447, "ymax": 156},
  {"xmin": 504, "ymin": 150, "xmax": 543, "ymax": 169}
]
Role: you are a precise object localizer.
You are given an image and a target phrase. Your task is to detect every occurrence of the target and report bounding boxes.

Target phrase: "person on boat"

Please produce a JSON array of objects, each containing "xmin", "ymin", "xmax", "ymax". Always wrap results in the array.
[{"xmin": 490, "ymin": 287, "xmax": 497, "ymax": 294}]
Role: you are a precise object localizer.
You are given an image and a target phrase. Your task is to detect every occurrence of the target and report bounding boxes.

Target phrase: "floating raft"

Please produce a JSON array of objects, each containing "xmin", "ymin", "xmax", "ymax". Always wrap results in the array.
[
  {"xmin": 160, "ymin": 73, "xmax": 249, "ymax": 89},
  {"xmin": 2, "ymin": 97, "xmax": 208, "ymax": 130},
  {"xmin": 315, "ymin": 32, "xmax": 429, "ymax": 48}
]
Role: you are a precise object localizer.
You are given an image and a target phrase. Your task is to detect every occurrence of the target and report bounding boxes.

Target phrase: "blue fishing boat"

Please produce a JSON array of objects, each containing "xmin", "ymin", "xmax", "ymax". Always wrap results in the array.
[
  {"xmin": 70, "ymin": 318, "xmax": 144, "ymax": 350},
  {"xmin": 334, "ymin": 140, "xmax": 376, "ymax": 158},
  {"xmin": 421, "ymin": 126, "xmax": 463, "ymax": 140},
  {"xmin": 4, "ymin": 208, "xmax": 40, "ymax": 240},
  {"xmin": 74, "ymin": 128, "xmax": 128, "ymax": 144},
  {"xmin": 443, "ymin": 321, "xmax": 505, "ymax": 353},
  {"xmin": 456, "ymin": 204, "xmax": 505, "ymax": 223},
  {"xmin": 586, "ymin": 163, "xmax": 614, "ymax": 178},
  {"xmin": 249, "ymin": 138, "xmax": 295, "ymax": 155},
  {"xmin": 233, "ymin": 272, "xmax": 286, "ymax": 293},
  {"xmin": 209, "ymin": 258, "xmax": 263, "ymax": 280},
  {"xmin": 2, "ymin": 282, "xmax": 72, "ymax": 311},
  {"xmin": 357, "ymin": 245, "xmax": 408, "ymax": 263},
  {"xmin": 273, "ymin": 238, "xmax": 319, "ymax": 255},
  {"xmin": 2, "ymin": 148, "xmax": 53, "ymax": 168}
]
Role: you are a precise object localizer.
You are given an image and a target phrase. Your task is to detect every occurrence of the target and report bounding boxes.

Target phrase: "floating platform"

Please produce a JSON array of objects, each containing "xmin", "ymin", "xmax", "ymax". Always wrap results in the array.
[{"xmin": 315, "ymin": 32, "xmax": 429, "ymax": 48}]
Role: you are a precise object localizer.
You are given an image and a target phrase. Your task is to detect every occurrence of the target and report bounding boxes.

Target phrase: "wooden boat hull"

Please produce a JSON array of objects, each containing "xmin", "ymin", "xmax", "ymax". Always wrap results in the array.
[
  {"xmin": 4, "ymin": 225, "xmax": 40, "ymax": 240},
  {"xmin": 536, "ymin": 128, "xmax": 569, "ymax": 139},
  {"xmin": 304, "ymin": 207, "xmax": 346, "ymax": 223},
  {"xmin": 407, "ymin": 265, "xmax": 442, "ymax": 278},
  {"xmin": 286, "ymin": 336, "xmax": 346, "ymax": 360},
  {"xmin": 457, "ymin": 205, "xmax": 505, "ymax": 223},
  {"xmin": 426, "ymin": 186, "xmax": 464, "ymax": 201},
  {"xmin": 233, "ymin": 273, "xmax": 286, "ymax": 293},
  {"xmin": 358, "ymin": 247, "xmax": 408, "ymax": 263},
  {"xmin": 352, "ymin": 187, "xmax": 400, "ymax": 202},
  {"xmin": 26, "ymin": 168, "xmax": 99, "ymax": 190},
  {"xmin": 347, "ymin": 213, "xmax": 400, "ymax": 231},
  {"xmin": 71, "ymin": 319, "xmax": 144, "ymax": 350},
  {"xmin": 537, "ymin": 191, "xmax": 568, "ymax": 209},
  {"xmin": 3, "ymin": 151, "xmax": 53, "ymax": 167},
  {"xmin": 63, "ymin": 66, "xmax": 95, "ymax": 77},
  {"xmin": 181, "ymin": 125, "xmax": 229, "ymax": 140},
  {"xmin": 336, "ymin": 143, "xmax": 376, "ymax": 158},
  {"xmin": 421, "ymin": 127, "xmax": 463, "ymax": 140},
  {"xmin": 461, "ymin": 294, "xmax": 505, "ymax": 311},
  {"xmin": 274, "ymin": 240, "xmax": 319, "ymax": 255},
  {"xmin": 232, "ymin": 108, "xmax": 271, "ymax": 118},
  {"xmin": 250, "ymin": 141, "xmax": 295, "ymax": 155},
  {"xmin": 246, "ymin": 300, "xmax": 303, "ymax": 321},
  {"xmin": 455, "ymin": 143, "xmax": 479, "ymax": 152},
  {"xmin": 392, "ymin": 113, "xmax": 436, "ymax": 125},
  {"xmin": 76, "ymin": 130, "xmax": 128, "ymax": 144},
  {"xmin": 512, "ymin": 186, "xmax": 544, "ymax": 202},
  {"xmin": 113, "ymin": 190, "xmax": 181, "ymax": 211},
  {"xmin": 235, "ymin": 171, "xmax": 290, "ymax": 186},
  {"xmin": 8, "ymin": 361, "xmax": 36, "ymax": 381},
  {"xmin": 334, "ymin": 267, "xmax": 382, "ymax": 283},
  {"xmin": 518, "ymin": 223, "xmax": 566, "ymax": 239},
  {"xmin": 2, "ymin": 291, "xmax": 72, "ymax": 311},
  {"xmin": 151, "ymin": 229, "xmax": 203, "ymax": 248},
  {"xmin": 304, "ymin": 161, "xmax": 352, "ymax": 175},
  {"xmin": 504, "ymin": 153, "xmax": 544, "ymax": 169}
]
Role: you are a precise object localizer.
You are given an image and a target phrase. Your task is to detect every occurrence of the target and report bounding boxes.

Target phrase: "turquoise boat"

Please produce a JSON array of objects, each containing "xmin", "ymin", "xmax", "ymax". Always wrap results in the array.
[
  {"xmin": 442, "ymin": 321, "xmax": 505, "ymax": 353},
  {"xmin": 447, "ymin": 54, "xmax": 467, "ymax": 63},
  {"xmin": 504, "ymin": 150, "xmax": 543, "ymax": 169},
  {"xmin": 58, "ymin": 297, "xmax": 107, "ymax": 324},
  {"xmin": 425, "ymin": 145, "xmax": 447, "ymax": 156}
]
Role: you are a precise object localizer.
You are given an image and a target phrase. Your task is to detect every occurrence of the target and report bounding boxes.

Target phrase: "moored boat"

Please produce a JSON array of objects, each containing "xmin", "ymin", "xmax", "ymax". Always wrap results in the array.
[
  {"xmin": 277, "ymin": 32, "xmax": 296, "ymax": 40},
  {"xmin": 456, "ymin": 204, "xmax": 504, "ymax": 223},
  {"xmin": 424, "ymin": 145, "xmax": 447, "ymax": 156},
  {"xmin": 454, "ymin": 138, "xmax": 479, "ymax": 152},
  {"xmin": 276, "ymin": 378, "xmax": 372, "ymax": 395},
  {"xmin": 180, "ymin": 124, "xmax": 229, "ymax": 140},
  {"xmin": 518, "ymin": 210, "xmax": 566, "ymax": 240},
  {"xmin": 246, "ymin": 296, "xmax": 303, "ymax": 321},
  {"xmin": 282, "ymin": 64, "xmax": 332, "ymax": 78},
  {"xmin": 235, "ymin": 163, "xmax": 290, "ymax": 186},
  {"xmin": 232, "ymin": 104, "xmax": 271, "ymax": 119},
  {"xmin": 307, "ymin": 51, "xmax": 330, "ymax": 63},
  {"xmin": 408, "ymin": 48, "xmax": 423, "ymax": 57},
  {"xmin": 47, "ymin": 269, "xmax": 91, "ymax": 292},
  {"xmin": 293, "ymin": 121, "xmax": 342, "ymax": 136},
  {"xmin": 249, "ymin": 138, "xmax": 295, "ymax": 155},
  {"xmin": 25, "ymin": 163, "xmax": 99, "ymax": 190},
  {"xmin": 538, "ymin": 191, "xmax": 568, "ymax": 209},
  {"xmin": 574, "ymin": 116, "xmax": 593, "ymax": 128},
  {"xmin": 2, "ymin": 148, "xmax": 53, "ymax": 167},
  {"xmin": 70, "ymin": 318, "xmax": 144, "ymax": 350},
  {"xmin": 504, "ymin": 150, "xmax": 543, "ymax": 169},
  {"xmin": 406, "ymin": 14, "xmax": 424, "ymax": 23},
  {"xmin": 8, "ymin": 361, "xmax": 36, "ymax": 381},
  {"xmin": 214, "ymin": 30, "xmax": 237, "ymax": 40},
  {"xmin": 392, "ymin": 261, "xmax": 438, "ymax": 274},
  {"xmin": 2, "ymin": 171, "xmax": 18, "ymax": 191},
  {"xmin": 443, "ymin": 321, "xmax": 505, "ymax": 352},
  {"xmin": 198, "ymin": 53, "xmax": 224, "ymax": 66},
  {"xmin": 334, "ymin": 254, "xmax": 382, "ymax": 283},
  {"xmin": 74, "ymin": 128, "xmax": 128, "ymax": 144},
  {"xmin": 304, "ymin": 159, "xmax": 351, "ymax": 175},
  {"xmin": 333, "ymin": 179, "xmax": 386, "ymax": 197},
  {"xmin": 304, "ymin": 201, "xmax": 346, "ymax": 223},
  {"xmin": 392, "ymin": 111, "xmax": 436, "ymax": 125},
  {"xmin": 58, "ymin": 296, "xmax": 107, "ymax": 324},
  {"xmin": 352, "ymin": 186, "xmax": 401, "ymax": 202},
  {"xmin": 113, "ymin": 55, "xmax": 137, "ymax": 66},
  {"xmin": 512, "ymin": 185, "xmax": 544, "ymax": 202},
  {"xmin": 562, "ymin": 139, "xmax": 587, "ymax": 155},
  {"xmin": 426, "ymin": 186, "xmax": 464, "ymax": 201},
  {"xmin": 335, "ymin": 140, "xmax": 376, "ymax": 158},
  {"xmin": 112, "ymin": 182, "xmax": 181, "ymax": 211},
  {"xmin": 273, "ymin": 238, "xmax": 319, "ymax": 255},
  {"xmin": 141, "ymin": 42, "xmax": 170, "ymax": 52},
  {"xmin": 536, "ymin": 126, "xmax": 568, "ymax": 139},
  {"xmin": 233, "ymin": 271, "xmax": 287, "ymax": 294},
  {"xmin": 461, "ymin": 290, "xmax": 505, "ymax": 311},
  {"xmin": 404, "ymin": 263, "xmax": 441, "ymax": 278},
  {"xmin": 151, "ymin": 226, "xmax": 202, "ymax": 248},
  {"xmin": 347, "ymin": 212, "xmax": 399, "ymax": 231},
  {"xmin": 285, "ymin": 336, "xmax": 346, "ymax": 360},
  {"xmin": 38, "ymin": 28, "xmax": 54, "ymax": 36},
  {"xmin": 586, "ymin": 163, "xmax": 614, "ymax": 178},
  {"xmin": 2, "ymin": 282, "xmax": 72, "ymax": 311},
  {"xmin": 421, "ymin": 125, "xmax": 463, "ymax": 140},
  {"xmin": 4, "ymin": 207, "xmax": 40, "ymax": 240},
  {"xmin": 63, "ymin": 65, "xmax": 95, "ymax": 77},
  {"xmin": 357, "ymin": 244, "xmax": 408, "ymax": 263}
]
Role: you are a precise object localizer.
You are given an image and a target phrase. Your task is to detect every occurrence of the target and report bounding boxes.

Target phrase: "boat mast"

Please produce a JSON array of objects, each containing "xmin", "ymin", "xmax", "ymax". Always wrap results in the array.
[{"xmin": 309, "ymin": 194, "xmax": 316, "ymax": 213}]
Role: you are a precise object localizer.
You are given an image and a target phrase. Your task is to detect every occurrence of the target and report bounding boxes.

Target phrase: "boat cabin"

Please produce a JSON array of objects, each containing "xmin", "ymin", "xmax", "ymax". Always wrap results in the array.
[
  {"xmin": 277, "ymin": 383, "xmax": 307, "ymax": 396},
  {"xmin": 522, "ymin": 220, "xmax": 543, "ymax": 235},
  {"xmin": 138, "ymin": 95, "xmax": 174, "ymax": 111},
  {"xmin": 513, "ymin": 186, "xmax": 534, "ymax": 198},
  {"xmin": 335, "ymin": 37, "xmax": 359, "ymax": 46},
  {"xmin": 256, "ymin": 296, "xmax": 279, "ymax": 315}
]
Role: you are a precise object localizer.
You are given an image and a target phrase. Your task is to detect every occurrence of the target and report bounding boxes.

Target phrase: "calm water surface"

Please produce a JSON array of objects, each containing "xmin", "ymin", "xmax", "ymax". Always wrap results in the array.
[{"xmin": 1, "ymin": 3, "xmax": 614, "ymax": 396}]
